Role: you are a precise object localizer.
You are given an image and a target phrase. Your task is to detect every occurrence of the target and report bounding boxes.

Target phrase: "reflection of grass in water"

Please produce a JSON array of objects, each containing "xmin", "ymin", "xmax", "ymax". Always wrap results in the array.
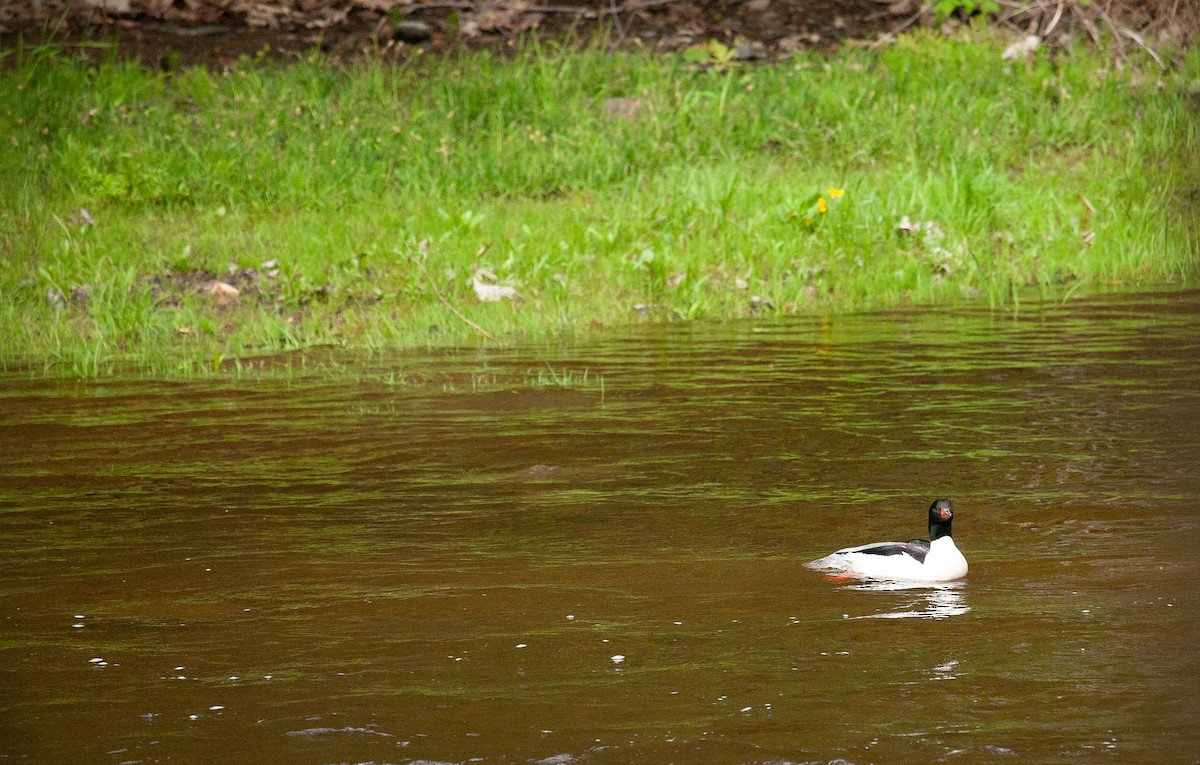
[
  {"xmin": 530, "ymin": 365, "xmax": 594, "ymax": 390},
  {"xmin": 2, "ymin": 35, "xmax": 1196, "ymax": 376},
  {"xmin": 337, "ymin": 365, "xmax": 603, "ymax": 399}
]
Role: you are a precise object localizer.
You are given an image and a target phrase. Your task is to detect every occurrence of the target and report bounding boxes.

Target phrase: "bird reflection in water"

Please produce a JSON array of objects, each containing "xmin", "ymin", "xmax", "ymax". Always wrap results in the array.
[{"xmin": 844, "ymin": 580, "xmax": 969, "ymax": 620}]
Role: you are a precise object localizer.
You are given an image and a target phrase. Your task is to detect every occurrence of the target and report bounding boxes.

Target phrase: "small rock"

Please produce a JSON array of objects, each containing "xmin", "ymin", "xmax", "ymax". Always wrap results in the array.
[
  {"xmin": 775, "ymin": 34, "xmax": 805, "ymax": 53},
  {"xmin": 88, "ymin": 0, "xmax": 131, "ymax": 12},
  {"xmin": 394, "ymin": 20, "xmax": 432, "ymax": 43},
  {"xmin": 733, "ymin": 42, "xmax": 759, "ymax": 62},
  {"xmin": 71, "ymin": 284, "xmax": 92, "ymax": 303},
  {"xmin": 165, "ymin": 24, "xmax": 230, "ymax": 38},
  {"xmin": 209, "ymin": 281, "xmax": 240, "ymax": 307},
  {"xmin": 46, "ymin": 288, "xmax": 66, "ymax": 309}
]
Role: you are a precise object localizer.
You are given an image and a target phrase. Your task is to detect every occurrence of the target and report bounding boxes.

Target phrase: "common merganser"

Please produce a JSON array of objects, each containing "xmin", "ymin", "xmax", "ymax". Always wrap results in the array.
[{"xmin": 807, "ymin": 499, "xmax": 968, "ymax": 582}]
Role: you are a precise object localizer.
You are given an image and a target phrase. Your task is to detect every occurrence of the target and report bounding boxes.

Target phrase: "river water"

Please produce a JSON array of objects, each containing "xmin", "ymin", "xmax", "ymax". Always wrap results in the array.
[{"xmin": 2, "ymin": 290, "xmax": 1198, "ymax": 764}]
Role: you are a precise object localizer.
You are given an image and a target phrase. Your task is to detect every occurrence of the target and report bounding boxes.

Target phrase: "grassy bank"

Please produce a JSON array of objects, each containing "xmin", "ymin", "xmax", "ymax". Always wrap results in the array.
[{"xmin": 1, "ymin": 34, "xmax": 1197, "ymax": 376}]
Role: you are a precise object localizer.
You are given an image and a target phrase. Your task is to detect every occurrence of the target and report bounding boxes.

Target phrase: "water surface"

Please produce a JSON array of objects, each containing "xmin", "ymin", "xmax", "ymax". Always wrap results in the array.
[{"xmin": 2, "ymin": 291, "xmax": 1199, "ymax": 764}]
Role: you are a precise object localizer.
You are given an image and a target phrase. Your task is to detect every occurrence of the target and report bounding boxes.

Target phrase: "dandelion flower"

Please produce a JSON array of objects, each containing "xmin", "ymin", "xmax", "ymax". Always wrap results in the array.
[
  {"xmin": 827, "ymin": 187, "xmax": 844, "ymax": 198},
  {"xmin": 817, "ymin": 197, "xmax": 828, "ymax": 214}
]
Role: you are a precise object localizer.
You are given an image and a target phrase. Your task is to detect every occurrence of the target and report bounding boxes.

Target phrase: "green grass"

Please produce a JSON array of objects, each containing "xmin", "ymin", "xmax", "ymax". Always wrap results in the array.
[{"xmin": 1, "ymin": 33, "xmax": 1197, "ymax": 377}]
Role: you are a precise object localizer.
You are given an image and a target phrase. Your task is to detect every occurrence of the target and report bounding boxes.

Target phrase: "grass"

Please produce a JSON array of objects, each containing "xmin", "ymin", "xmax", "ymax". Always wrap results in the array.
[{"xmin": 1, "ymin": 32, "xmax": 1197, "ymax": 377}]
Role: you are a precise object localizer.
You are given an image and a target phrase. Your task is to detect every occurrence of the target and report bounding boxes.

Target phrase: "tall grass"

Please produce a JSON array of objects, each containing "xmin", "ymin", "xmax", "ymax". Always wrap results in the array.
[{"xmin": 1, "ymin": 33, "xmax": 1196, "ymax": 376}]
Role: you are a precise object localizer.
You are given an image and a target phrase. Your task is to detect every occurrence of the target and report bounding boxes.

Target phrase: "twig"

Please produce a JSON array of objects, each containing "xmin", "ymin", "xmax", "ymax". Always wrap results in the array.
[
  {"xmin": 1118, "ymin": 26, "xmax": 1165, "ymax": 69},
  {"xmin": 399, "ymin": 1, "xmax": 476, "ymax": 12},
  {"xmin": 871, "ymin": 0, "xmax": 937, "ymax": 50},
  {"xmin": 1098, "ymin": 6, "xmax": 1127, "ymax": 57},
  {"xmin": 1072, "ymin": 2, "xmax": 1101, "ymax": 46},
  {"xmin": 607, "ymin": 0, "xmax": 628, "ymax": 53},
  {"xmin": 1043, "ymin": 0, "xmax": 1064, "ymax": 38},
  {"xmin": 417, "ymin": 240, "xmax": 495, "ymax": 340},
  {"xmin": 626, "ymin": 0, "xmax": 681, "ymax": 11},
  {"xmin": 399, "ymin": 0, "xmax": 677, "ymax": 18}
]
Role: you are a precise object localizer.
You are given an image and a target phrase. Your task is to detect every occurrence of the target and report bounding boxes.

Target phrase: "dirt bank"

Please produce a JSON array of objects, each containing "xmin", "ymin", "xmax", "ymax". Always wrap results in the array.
[{"xmin": 2, "ymin": 1, "xmax": 1195, "ymax": 67}]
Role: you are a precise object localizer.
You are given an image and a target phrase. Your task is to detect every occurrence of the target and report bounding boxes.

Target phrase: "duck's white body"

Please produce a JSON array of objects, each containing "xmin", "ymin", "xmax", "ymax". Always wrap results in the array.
[{"xmin": 807, "ymin": 535, "xmax": 968, "ymax": 582}]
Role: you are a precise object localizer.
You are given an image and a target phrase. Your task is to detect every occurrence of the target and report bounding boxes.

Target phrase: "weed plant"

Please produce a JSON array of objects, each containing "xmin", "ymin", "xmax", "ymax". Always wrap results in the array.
[{"xmin": 0, "ymin": 33, "xmax": 1197, "ymax": 376}]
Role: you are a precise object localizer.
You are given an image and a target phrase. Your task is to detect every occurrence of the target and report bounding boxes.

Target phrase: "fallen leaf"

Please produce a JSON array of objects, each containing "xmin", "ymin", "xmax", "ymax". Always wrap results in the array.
[{"xmin": 177, "ymin": 326, "xmax": 193, "ymax": 335}]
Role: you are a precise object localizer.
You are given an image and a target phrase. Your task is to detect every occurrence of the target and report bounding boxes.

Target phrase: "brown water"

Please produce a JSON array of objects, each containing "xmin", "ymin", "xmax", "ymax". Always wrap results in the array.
[{"xmin": 2, "ymin": 291, "xmax": 1199, "ymax": 765}]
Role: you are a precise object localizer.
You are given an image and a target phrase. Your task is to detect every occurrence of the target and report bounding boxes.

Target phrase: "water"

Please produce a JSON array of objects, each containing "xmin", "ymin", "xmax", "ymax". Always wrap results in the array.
[{"xmin": 2, "ymin": 291, "xmax": 1198, "ymax": 764}]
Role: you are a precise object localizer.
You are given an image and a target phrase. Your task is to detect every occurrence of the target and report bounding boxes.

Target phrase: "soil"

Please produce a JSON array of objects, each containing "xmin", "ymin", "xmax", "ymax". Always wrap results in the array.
[
  {"xmin": 2, "ymin": 1, "xmax": 1194, "ymax": 69},
  {"xmin": 2, "ymin": 1, "xmax": 899, "ymax": 68}
]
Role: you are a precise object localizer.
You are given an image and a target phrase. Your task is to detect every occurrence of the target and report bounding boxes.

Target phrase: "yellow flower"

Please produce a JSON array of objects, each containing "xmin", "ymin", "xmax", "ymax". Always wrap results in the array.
[
  {"xmin": 827, "ymin": 187, "xmax": 844, "ymax": 198},
  {"xmin": 817, "ymin": 197, "xmax": 828, "ymax": 214}
]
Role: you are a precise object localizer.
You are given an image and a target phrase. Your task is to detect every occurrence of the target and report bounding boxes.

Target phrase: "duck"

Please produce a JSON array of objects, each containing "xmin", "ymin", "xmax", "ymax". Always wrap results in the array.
[{"xmin": 806, "ymin": 499, "xmax": 968, "ymax": 582}]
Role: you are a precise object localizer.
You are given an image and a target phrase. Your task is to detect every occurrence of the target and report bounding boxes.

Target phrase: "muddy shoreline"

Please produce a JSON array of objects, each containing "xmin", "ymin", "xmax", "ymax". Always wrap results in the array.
[{"xmin": 3, "ymin": 1, "xmax": 1194, "ymax": 68}]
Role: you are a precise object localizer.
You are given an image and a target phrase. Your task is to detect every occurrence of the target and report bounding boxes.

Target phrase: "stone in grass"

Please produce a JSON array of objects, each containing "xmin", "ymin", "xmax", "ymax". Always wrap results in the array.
[
  {"xmin": 398, "ymin": 20, "xmax": 433, "ymax": 43},
  {"xmin": 382, "ymin": 19, "xmax": 433, "ymax": 43},
  {"xmin": 208, "ymin": 281, "xmax": 240, "ymax": 307}
]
